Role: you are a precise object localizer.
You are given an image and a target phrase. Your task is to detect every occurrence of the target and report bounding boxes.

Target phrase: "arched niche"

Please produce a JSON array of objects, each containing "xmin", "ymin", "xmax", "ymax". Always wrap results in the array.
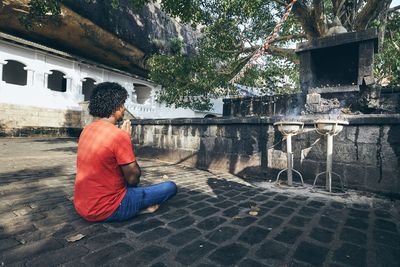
[
  {"xmin": 48, "ymin": 70, "xmax": 67, "ymax": 92},
  {"xmin": 204, "ymin": 114, "xmax": 217, "ymax": 118},
  {"xmin": 134, "ymin": 83, "xmax": 152, "ymax": 104},
  {"xmin": 2, "ymin": 60, "xmax": 27, "ymax": 86},
  {"xmin": 82, "ymin": 77, "xmax": 96, "ymax": 101}
]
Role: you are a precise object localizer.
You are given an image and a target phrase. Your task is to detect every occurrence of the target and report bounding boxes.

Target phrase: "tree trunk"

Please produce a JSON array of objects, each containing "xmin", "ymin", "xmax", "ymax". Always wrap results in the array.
[
  {"xmin": 354, "ymin": 0, "xmax": 392, "ymax": 30},
  {"xmin": 292, "ymin": 0, "xmax": 321, "ymax": 38},
  {"xmin": 312, "ymin": 0, "xmax": 328, "ymax": 36}
]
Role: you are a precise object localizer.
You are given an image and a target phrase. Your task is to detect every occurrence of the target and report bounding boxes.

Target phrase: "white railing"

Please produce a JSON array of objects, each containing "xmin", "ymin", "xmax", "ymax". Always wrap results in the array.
[{"xmin": 125, "ymin": 102, "xmax": 156, "ymax": 118}]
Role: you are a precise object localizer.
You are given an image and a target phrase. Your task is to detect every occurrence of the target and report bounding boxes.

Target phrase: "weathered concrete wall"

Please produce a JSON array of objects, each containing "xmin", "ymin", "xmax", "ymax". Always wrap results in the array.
[
  {"xmin": 0, "ymin": 103, "xmax": 82, "ymax": 137},
  {"xmin": 132, "ymin": 117, "xmax": 269, "ymax": 175},
  {"xmin": 223, "ymin": 94, "xmax": 303, "ymax": 117},
  {"xmin": 132, "ymin": 115, "xmax": 400, "ymax": 196},
  {"xmin": 224, "ymin": 89, "xmax": 400, "ymax": 117}
]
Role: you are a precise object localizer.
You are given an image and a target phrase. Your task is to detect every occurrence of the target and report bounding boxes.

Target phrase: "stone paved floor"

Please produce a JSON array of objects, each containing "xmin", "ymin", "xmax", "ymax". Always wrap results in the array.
[{"xmin": 0, "ymin": 137, "xmax": 399, "ymax": 267}]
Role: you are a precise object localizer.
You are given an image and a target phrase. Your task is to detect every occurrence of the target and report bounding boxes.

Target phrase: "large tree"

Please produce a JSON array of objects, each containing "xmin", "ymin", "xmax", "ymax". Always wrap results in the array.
[
  {"xmin": 148, "ymin": 0, "xmax": 400, "ymax": 110},
  {"xmin": 21, "ymin": 0, "xmax": 400, "ymax": 110}
]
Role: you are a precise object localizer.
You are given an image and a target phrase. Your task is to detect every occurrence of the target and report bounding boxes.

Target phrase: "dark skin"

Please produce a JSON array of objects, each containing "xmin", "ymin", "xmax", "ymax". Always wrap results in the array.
[
  {"xmin": 98, "ymin": 105, "xmax": 141, "ymax": 186},
  {"xmin": 121, "ymin": 161, "xmax": 141, "ymax": 186}
]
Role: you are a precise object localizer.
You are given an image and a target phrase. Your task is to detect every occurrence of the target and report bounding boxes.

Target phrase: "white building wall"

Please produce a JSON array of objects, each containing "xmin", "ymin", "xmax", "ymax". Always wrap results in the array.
[
  {"xmin": 0, "ymin": 38, "xmax": 222, "ymax": 134},
  {"xmin": 0, "ymin": 41, "xmax": 83, "ymax": 111}
]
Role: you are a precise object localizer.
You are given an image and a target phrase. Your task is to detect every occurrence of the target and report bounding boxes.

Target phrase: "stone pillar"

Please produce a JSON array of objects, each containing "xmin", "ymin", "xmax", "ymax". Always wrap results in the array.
[
  {"xmin": 72, "ymin": 62, "xmax": 84, "ymax": 98},
  {"xmin": 151, "ymin": 86, "xmax": 162, "ymax": 107},
  {"xmin": 25, "ymin": 68, "xmax": 35, "ymax": 86},
  {"xmin": 125, "ymin": 82, "xmax": 132, "ymax": 99},
  {"xmin": 358, "ymin": 41, "xmax": 375, "ymax": 85},
  {"xmin": 79, "ymin": 78, "xmax": 85, "ymax": 95},
  {"xmin": 44, "ymin": 72, "xmax": 51, "ymax": 89},
  {"xmin": 131, "ymin": 85, "xmax": 137, "ymax": 103},
  {"xmin": 33, "ymin": 53, "xmax": 46, "ymax": 91},
  {"xmin": 0, "ymin": 60, "xmax": 6, "ymax": 84},
  {"xmin": 150, "ymin": 88, "xmax": 156, "ymax": 107},
  {"xmin": 222, "ymin": 99, "xmax": 231, "ymax": 116},
  {"xmin": 298, "ymin": 51, "xmax": 314, "ymax": 94},
  {"xmin": 64, "ymin": 76, "xmax": 73, "ymax": 92}
]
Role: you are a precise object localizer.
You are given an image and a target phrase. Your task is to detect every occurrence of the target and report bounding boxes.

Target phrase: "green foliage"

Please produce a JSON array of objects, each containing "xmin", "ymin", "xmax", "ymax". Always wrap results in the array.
[
  {"xmin": 159, "ymin": 0, "xmax": 206, "ymax": 27},
  {"xmin": 19, "ymin": 0, "xmax": 61, "ymax": 29},
  {"xmin": 151, "ymin": 37, "xmax": 184, "ymax": 55},
  {"xmin": 148, "ymin": 50, "xmax": 233, "ymax": 110},
  {"xmin": 20, "ymin": 0, "xmax": 399, "ymax": 110},
  {"xmin": 237, "ymin": 58, "xmax": 300, "ymax": 95},
  {"xmin": 19, "ymin": 0, "xmax": 299, "ymax": 110},
  {"xmin": 111, "ymin": 0, "xmax": 120, "ymax": 9},
  {"xmin": 375, "ymin": 11, "xmax": 400, "ymax": 87},
  {"xmin": 148, "ymin": 0, "xmax": 302, "ymax": 110},
  {"xmin": 169, "ymin": 38, "xmax": 184, "ymax": 55},
  {"xmin": 19, "ymin": 0, "xmax": 150, "ymax": 29}
]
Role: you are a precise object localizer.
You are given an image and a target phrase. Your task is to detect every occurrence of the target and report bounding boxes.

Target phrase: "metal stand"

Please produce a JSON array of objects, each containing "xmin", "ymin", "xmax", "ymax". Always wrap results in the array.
[
  {"xmin": 313, "ymin": 134, "xmax": 344, "ymax": 192},
  {"xmin": 276, "ymin": 134, "xmax": 304, "ymax": 186}
]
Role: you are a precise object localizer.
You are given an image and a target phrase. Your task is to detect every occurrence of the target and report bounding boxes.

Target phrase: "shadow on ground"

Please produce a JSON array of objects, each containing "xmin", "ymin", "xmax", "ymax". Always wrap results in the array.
[{"xmin": 0, "ymin": 145, "xmax": 399, "ymax": 266}]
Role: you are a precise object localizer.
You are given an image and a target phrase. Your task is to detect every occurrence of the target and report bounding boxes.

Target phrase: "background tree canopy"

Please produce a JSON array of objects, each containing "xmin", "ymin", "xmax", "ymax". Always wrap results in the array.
[{"xmin": 22, "ymin": 0, "xmax": 400, "ymax": 110}]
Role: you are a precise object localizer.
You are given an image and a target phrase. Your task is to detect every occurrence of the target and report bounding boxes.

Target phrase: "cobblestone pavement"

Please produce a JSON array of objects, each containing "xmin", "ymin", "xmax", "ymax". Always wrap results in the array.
[{"xmin": 0, "ymin": 138, "xmax": 399, "ymax": 267}]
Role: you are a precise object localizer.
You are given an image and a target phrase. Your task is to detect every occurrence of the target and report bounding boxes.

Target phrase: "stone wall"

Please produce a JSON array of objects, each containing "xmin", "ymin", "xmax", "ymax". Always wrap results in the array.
[
  {"xmin": 0, "ymin": 103, "xmax": 82, "ymax": 137},
  {"xmin": 224, "ymin": 89, "xmax": 400, "ymax": 117},
  {"xmin": 132, "ymin": 115, "xmax": 400, "ymax": 197},
  {"xmin": 223, "ymin": 94, "xmax": 303, "ymax": 117},
  {"xmin": 133, "ymin": 117, "xmax": 269, "ymax": 175}
]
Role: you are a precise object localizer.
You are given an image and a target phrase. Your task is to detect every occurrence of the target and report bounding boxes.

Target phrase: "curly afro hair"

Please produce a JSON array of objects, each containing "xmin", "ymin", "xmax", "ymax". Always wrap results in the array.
[{"xmin": 88, "ymin": 82, "xmax": 128, "ymax": 118}]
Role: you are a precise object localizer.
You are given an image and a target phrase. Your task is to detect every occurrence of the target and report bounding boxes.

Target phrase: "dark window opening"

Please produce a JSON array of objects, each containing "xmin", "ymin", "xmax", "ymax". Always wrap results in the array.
[
  {"xmin": 2, "ymin": 60, "xmax": 27, "ymax": 86},
  {"xmin": 134, "ymin": 83, "xmax": 152, "ymax": 104},
  {"xmin": 48, "ymin": 70, "xmax": 67, "ymax": 92},
  {"xmin": 311, "ymin": 43, "xmax": 359, "ymax": 87},
  {"xmin": 82, "ymin": 78, "xmax": 96, "ymax": 101},
  {"xmin": 204, "ymin": 114, "xmax": 216, "ymax": 118}
]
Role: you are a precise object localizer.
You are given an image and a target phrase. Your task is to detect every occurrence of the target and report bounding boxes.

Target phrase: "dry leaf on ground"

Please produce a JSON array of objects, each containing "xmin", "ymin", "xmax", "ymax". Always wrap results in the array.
[
  {"xmin": 249, "ymin": 206, "xmax": 260, "ymax": 216},
  {"xmin": 66, "ymin": 233, "xmax": 85, "ymax": 242}
]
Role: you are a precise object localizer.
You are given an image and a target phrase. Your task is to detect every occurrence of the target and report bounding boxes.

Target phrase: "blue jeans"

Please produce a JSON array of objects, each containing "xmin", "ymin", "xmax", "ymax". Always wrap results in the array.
[{"xmin": 105, "ymin": 181, "xmax": 177, "ymax": 222}]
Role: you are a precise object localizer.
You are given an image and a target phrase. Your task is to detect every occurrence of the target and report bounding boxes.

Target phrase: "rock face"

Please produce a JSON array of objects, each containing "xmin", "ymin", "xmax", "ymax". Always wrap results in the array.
[
  {"xmin": 62, "ymin": 0, "xmax": 199, "ymax": 55},
  {"xmin": 0, "ymin": 0, "xmax": 198, "ymax": 76}
]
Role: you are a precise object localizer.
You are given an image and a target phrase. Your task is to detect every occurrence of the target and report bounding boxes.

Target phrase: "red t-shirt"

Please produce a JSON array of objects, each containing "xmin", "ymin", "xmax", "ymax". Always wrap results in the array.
[{"xmin": 74, "ymin": 120, "xmax": 136, "ymax": 221}]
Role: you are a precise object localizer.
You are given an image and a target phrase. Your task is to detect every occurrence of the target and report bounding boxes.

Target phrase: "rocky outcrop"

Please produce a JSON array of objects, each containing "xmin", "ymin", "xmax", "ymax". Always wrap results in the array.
[
  {"xmin": 0, "ymin": 0, "xmax": 198, "ymax": 76},
  {"xmin": 62, "ymin": 0, "xmax": 199, "ymax": 56}
]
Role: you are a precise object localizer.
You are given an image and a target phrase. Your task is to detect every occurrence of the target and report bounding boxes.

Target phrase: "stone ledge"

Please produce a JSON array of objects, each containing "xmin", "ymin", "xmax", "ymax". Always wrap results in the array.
[
  {"xmin": 292, "ymin": 114, "xmax": 400, "ymax": 125},
  {"xmin": 0, "ymin": 127, "xmax": 82, "ymax": 137},
  {"xmin": 131, "ymin": 117, "xmax": 275, "ymax": 125},
  {"xmin": 132, "ymin": 114, "xmax": 400, "ymax": 126},
  {"xmin": 295, "ymin": 28, "xmax": 378, "ymax": 53}
]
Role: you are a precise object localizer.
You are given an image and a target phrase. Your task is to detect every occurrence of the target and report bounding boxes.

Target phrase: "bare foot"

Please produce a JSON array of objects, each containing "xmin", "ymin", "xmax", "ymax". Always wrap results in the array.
[{"xmin": 139, "ymin": 204, "xmax": 160, "ymax": 215}]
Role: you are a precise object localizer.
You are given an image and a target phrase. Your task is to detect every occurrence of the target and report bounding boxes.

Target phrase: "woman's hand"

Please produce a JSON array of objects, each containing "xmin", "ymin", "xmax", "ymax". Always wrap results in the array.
[{"xmin": 121, "ymin": 119, "xmax": 132, "ymax": 137}]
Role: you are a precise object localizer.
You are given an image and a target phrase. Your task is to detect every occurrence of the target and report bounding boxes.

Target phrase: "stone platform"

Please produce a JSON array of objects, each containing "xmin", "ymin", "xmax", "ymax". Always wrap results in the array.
[{"xmin": 0, "ymin": 138, "xmax": 399, "ymax": 266}]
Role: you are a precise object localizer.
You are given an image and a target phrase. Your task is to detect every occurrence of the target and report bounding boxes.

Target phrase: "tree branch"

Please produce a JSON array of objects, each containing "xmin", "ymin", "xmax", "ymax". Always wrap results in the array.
[
  {"xmin": 388, "ymin": 30, "xmax": 400, "ymax": 52},
  {"xmin": 271, "ymin": 0, "xmax": 288, "ymax": 7},
  {"xmin": 335, "ymin": 0, "xmax": 347, "ymax": 20},
  {"xmin": 231, "ymin": 53, "xmax": 254, "ymax": 73},
  {"xmin": 388, "ymin": 5, "xmax": 400, "ymax": 13},
  {"xmin": 331, "ymin": 0, "xmax": 337, "ymax": 15},
  {"xmin": 291, "ymin": 0, "xmax": 320, "ymax": 38},
  {"xmin": 354, "ymin": 0, "xmax": 391, "ymax": 30},
  {"xmin": 312, "ymin": 0, "xmax": 327, "ymax": 36},
  {"xmin": 356, "ymin": 0, "xmax": 366, "ymax": 11},
  {"xmin": 241, "ymin": 45, "xmax": 297, "ymax": 63},
  {"xmin": 267, "ymin": 45, "xmax": 296, "ymax": 58},
  {"xmin": 270, "ymin": 33, "xmax": 307, "ymax": 43}
]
